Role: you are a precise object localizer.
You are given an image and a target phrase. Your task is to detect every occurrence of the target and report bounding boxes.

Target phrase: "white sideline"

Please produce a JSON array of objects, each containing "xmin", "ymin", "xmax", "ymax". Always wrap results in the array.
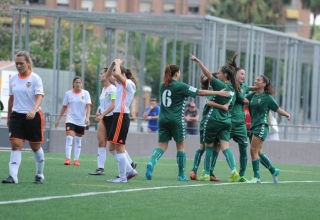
[{"xmin": 0, "ymin": 180, "xmax": 319, "ymax": 205}]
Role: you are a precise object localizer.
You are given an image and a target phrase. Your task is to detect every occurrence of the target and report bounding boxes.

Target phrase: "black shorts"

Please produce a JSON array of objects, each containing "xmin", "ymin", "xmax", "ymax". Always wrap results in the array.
[
  {"xmin": 102, "ymin": 115, "xmax": 114, "ymax": 137},
  {"xmin": 66, "ymin": 123, "xmax": 85, "ymax": 136},
  {"xmin": 108, "ymin": 113, "xmax": 130, "ymax": 145},
  {"xmin": 9, "ymin": 111, "xmax": 44, "ymax": 143}
]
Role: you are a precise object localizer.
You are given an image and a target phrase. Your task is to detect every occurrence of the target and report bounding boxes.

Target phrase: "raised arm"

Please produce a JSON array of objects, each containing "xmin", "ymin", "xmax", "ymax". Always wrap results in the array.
[
  {"xmin": 190, "ymin": 54, "xmax": 212, "ymax": 81},
  {"xmin": 106, "ymin": 61, "xmax": 115, "ymax": 78},
  {"xmin": 114, "ymin": 59, "xmax": 126, "ymax": 85}
]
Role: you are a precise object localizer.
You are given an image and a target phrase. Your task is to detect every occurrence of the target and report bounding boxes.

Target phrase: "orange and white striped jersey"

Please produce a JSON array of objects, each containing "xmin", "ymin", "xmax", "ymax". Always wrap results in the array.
[{"xmin": 113, "ymin": 79, "xmax": 136, "ymax": 114}]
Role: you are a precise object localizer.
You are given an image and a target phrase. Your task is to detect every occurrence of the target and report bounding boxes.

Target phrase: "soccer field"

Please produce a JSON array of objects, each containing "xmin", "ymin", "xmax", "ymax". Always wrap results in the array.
[{"xmin": 0, "ymin": 151, "xmax": 319, "ymax": 220}]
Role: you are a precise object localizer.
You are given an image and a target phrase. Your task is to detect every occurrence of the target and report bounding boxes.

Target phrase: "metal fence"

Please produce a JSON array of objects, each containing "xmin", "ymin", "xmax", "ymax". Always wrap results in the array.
[
  {"xmin": 7, "ymin": 6, "xmax": 320, "ymax": 141},
  {"xmin": 1, "ymin": 113, "xmax": 320, "ymax": 143}
]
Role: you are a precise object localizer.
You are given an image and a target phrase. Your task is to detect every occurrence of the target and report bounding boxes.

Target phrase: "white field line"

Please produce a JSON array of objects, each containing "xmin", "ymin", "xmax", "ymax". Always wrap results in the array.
[{"xmin": 0, "ymin": 180, "xmax": 320, "ymax": 205}]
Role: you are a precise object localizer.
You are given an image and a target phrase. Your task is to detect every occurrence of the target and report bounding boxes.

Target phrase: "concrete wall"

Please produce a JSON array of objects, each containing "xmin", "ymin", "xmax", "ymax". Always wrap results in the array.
[{"xmin": 47, "ymin": 129, "xmax": 320, "ymax": 166}]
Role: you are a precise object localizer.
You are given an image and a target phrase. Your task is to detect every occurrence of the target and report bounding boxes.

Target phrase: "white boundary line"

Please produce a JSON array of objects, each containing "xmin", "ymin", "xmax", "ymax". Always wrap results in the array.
[{"xmin": 0, "ymin": 180, "xmax": 319, "ymax": 205}]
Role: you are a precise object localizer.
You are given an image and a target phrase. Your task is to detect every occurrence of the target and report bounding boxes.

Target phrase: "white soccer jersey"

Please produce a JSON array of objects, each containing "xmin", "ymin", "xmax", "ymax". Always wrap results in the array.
[
  {"xmin": 113, "ymin": 79, "xmax": 136, "ymax": 114},
  {"xmin": 98, "ymin": 84, "xmax": 116, "ymax": 116},
  {"xmin": 62, "ymin": 89, "xmax": 92, "ymax": 126},
  {"xmin": 9, "ymin": 72, "xmax": 44, "ymax": 114}
]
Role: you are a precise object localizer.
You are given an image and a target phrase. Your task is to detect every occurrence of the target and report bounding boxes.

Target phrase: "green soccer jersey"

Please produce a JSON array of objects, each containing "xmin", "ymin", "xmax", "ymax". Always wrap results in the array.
[
  {"xmin": 159, "ymin": 80, "xmax": 199, "ymax": 126},
  {"xmin": 199, "ymin": 96, "xmax": 215, "ymax": 131},
  {"xmin": 246, "ymin": 92, "xmax": 279, "ymax": 128},
  {"xmin": 231, "ymin": 83, "xmax": 250, "ymax": 123},
  {"xmin": 208, "ymin": 77, "xmax": 235, "ymax": 121}
]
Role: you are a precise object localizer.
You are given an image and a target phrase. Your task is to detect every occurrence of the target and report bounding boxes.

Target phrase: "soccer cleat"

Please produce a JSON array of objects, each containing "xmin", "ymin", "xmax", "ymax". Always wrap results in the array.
[
  {"xmin": 228, "ymin": 170, "xmax": 239, "ymax": 182},
  {"xmin": 272, "ymin": 168, "xmax": 280, "ymax": 184},
  {"xmin": 189, "ymin": 171, "xmax": 198, "ymax": 180},
  {"xmin": 33, "ymin": 175, "xmax": 44, "ymax": 184},
  {"xmin": 238, "ymin": 176, "xmax": 249, "ymax": 182},
  {"xmin": 88, "ymin": 168, "xmax": 105, "ymax": 175},
  {"xmin": 178, "ymin": 176, "xmax": 189, "ymax": 181},
  {"xmin": 107, "ymin": 177, "xmax": 127, "ymax": 183},
  {"xmin": 73, "ymin": 160, "xmax": 80, "ymax": 166},
  {"xmin": 249, "ymin": 177, "xmax": 261, "ymax": 183},
  {"xmin": 131, "ymin": 161, "xmax": 137, "ymax": 169},
  {"xmin": 2, "ymin": 176, "xmax": 17, "ymax": 184},
  {"xmin": 199, "ymin": 174, "xmax": 210, "ymax": 182},
  {"xmin": 145, "ymin": 162, "xmax": 153, "ymax": 180},
  {"xmin": 210, "ymin": 174, "xmax": 220, "ymax": 182},
  {"xmin": 64, "ymin": 158, "xmax": 71, "ymax": 165},
  {"xmin": 127, "ymin": 169, "xmax": 138, "ymax": 180}
]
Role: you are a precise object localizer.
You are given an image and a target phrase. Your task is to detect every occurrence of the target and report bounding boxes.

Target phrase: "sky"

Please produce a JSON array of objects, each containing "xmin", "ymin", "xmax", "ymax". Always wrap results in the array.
[{"xmin": 310, "ymin": 14, "xmax": 320, "ymax": 25}]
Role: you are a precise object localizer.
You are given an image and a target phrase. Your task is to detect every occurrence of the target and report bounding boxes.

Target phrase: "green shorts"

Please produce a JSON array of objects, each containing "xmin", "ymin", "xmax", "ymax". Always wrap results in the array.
[
  {"xmin": 203, "ymin": 119, "xmax": 231, "ymax": 144},
  {"xmin": 249, "ymin": 124, "xmax": 269, "ymax": 142},
  {"xmin": 199, "ymin": 129, "xmax": 204, "ymax": 144},
  {"xmin": 158, "ymin": 120, "xmax": 186, "ymax": 143},
  {"xmin": 230, "ymin": 121, "xmax": 249, "ymax": 146}
]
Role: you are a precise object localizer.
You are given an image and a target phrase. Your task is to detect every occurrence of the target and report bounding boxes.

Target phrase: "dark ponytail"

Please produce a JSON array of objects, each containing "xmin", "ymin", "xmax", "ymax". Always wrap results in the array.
[
  {"xmin": 220, "ymin": 53, "xmax": 240, "ymax": 92},
  {"xmin": 120, "ymin": 66, "xmax": 138, "ymax": 88},
  {"xmin": 163, "ymin": 64, "xmax": 179, "ymax": 87},
  {"xmin": 200, "ymin": 72, "xmax": 217, "ymax": 90}
]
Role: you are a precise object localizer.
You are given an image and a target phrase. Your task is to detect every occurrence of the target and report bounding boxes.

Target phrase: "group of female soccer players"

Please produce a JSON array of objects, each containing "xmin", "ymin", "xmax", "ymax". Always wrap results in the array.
[
  {"xmin": 2, "ymin": 50, "xmax": 290, "ymax": 184},
  {"xmin": 145, "ymin": 53, "xmax": 290, "ymax": 184}
]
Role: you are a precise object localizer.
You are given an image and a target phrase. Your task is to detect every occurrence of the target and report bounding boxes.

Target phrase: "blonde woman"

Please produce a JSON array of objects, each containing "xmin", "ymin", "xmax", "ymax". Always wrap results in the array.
[{"xmin": 2, "ymin": 51, "xmax": 45, "ymax": 184}]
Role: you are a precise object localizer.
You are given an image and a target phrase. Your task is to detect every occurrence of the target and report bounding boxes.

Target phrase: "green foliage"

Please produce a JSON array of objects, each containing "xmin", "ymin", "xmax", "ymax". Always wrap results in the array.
[
  {"xmin": 211, "ymin": 0, "xmax": 291, "ymax": 28},
  {"xmin": 0, "ymin": 25, "xmax": 12, "ymax": 60},
  {"xmin": 0, "ymin": 21, "xmax": 102, "ymax": 114}
]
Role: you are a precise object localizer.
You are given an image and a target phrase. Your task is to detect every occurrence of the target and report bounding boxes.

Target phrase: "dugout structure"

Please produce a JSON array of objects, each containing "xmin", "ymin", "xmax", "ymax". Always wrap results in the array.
[{"xmin": 9, "ymin": 6, "xmax": 320, "ymax": 141}]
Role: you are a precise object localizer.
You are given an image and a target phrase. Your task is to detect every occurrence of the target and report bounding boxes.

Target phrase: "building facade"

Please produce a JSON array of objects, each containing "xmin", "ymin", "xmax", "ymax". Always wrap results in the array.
[{"xmin": 25, "ymin": 0, "xmax": 209, "ymax": 15}]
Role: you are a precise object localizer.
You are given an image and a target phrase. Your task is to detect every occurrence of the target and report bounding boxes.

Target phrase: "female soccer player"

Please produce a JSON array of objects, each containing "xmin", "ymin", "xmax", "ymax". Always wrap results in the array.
[
  {"xmin": 106, "ymin": 59, "xmax": 138, "ymax": 183},
  {"xmin": 145, "ymin": 64, "xmax": 231, "ymax": 181},
  {"xmin": 55, "ymin": 76, "xmax": 92, "ymax": 166},
  {"xmin": 246, "ymin": 75, "xmax": 290, "ymax": 183},
  {"xmin": 88, "ymin": 67, "xmax": 137, "ymax": 176},
  {"xmin": 190, "ymin": 54, "xmax": 241, "ymax": 182},
  {"xmin": 2, "ymin": 51, "xmax": 45, "ymax": 184}
]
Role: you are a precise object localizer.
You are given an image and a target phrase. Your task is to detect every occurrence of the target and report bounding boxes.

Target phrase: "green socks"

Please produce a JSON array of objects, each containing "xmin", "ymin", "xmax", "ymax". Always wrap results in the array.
[
  {"xmin": 204, "ymin": 147, "xmax": 213, "ymax": 175},
  {"xmin": 239, "ymin": 144, "xmax": 248, "ymax": 177},
  {"xmin": 223, "ymin": 148, "xmax": 236, "ymax": 171},
  {"xmin": 150, "ymin": 147, "xmax": 164, "ymax": 166},
  {"xmin": 176, "ymin": 151, "xmax": 186, "ymax": 177},
  {"xmin": 210, "ymin": 150, "xmax": 219, "ymax": 176},
  {"xmin": 191, "ymin": 149, "xmax": 204, "ymax": 173},
  {"xmin": 252, "ymin": 158, "xmax": 260, "ymax": 178},
  {"xmin": 259, "ymin": 153, "xmax": 276, "ymax": 174}
]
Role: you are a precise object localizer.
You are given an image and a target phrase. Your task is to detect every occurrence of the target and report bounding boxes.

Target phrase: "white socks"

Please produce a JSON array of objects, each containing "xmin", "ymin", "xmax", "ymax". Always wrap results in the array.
[
  {"xmin": 74, "ymin": 136, "xmax": 82, "ymax": 160},
  {"xmin": 65, "ymin": 135, "xmax": 73, "ymax": 159},
  {"xmin": 125, "ymin": 150, "xmax": 133, "ymax": 164},
  {"xmin": 9, "ymin": 150, "xmax": 21, "ymax": 182},
  {"xmin": 33, "ymin": 147, "xmax": 45, "ymax": 178},
  {"xmin": 97, "ymin": 147, "xmax": 107, "ymax": 169},
  {"xmin": 116, "ymin": 153, "xmax": 127, "ymax": 178}
]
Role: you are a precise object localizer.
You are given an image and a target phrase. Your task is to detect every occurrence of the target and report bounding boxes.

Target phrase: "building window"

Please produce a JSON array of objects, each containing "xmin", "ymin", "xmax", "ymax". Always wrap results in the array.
[
  {"xmin": 105, "ymin": 0, "xmax": 117, "ymax": 13},
  {"xmin": 26, "ymin": 0, "xmax": 45, "ymax": 4},
  {"xmin": 189, "ymin": 6, "xmax": 199, "ymax": 14}
]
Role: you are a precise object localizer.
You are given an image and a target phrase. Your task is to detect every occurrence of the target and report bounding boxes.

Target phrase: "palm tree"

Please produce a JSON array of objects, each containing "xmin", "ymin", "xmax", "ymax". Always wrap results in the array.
[{"xmin": 301, "ymin": 0, "xmax": 320, "ymax": 39}]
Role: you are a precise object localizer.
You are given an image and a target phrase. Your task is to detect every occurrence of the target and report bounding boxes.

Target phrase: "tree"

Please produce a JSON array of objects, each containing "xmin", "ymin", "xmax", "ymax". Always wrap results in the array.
[
  {"xmin": 211, "ymin": 0, "xmax": 291, "ymax": 27},
  {"xmin": 301, "ymin": 0, "xmax": 320, "ymax": 39}
]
